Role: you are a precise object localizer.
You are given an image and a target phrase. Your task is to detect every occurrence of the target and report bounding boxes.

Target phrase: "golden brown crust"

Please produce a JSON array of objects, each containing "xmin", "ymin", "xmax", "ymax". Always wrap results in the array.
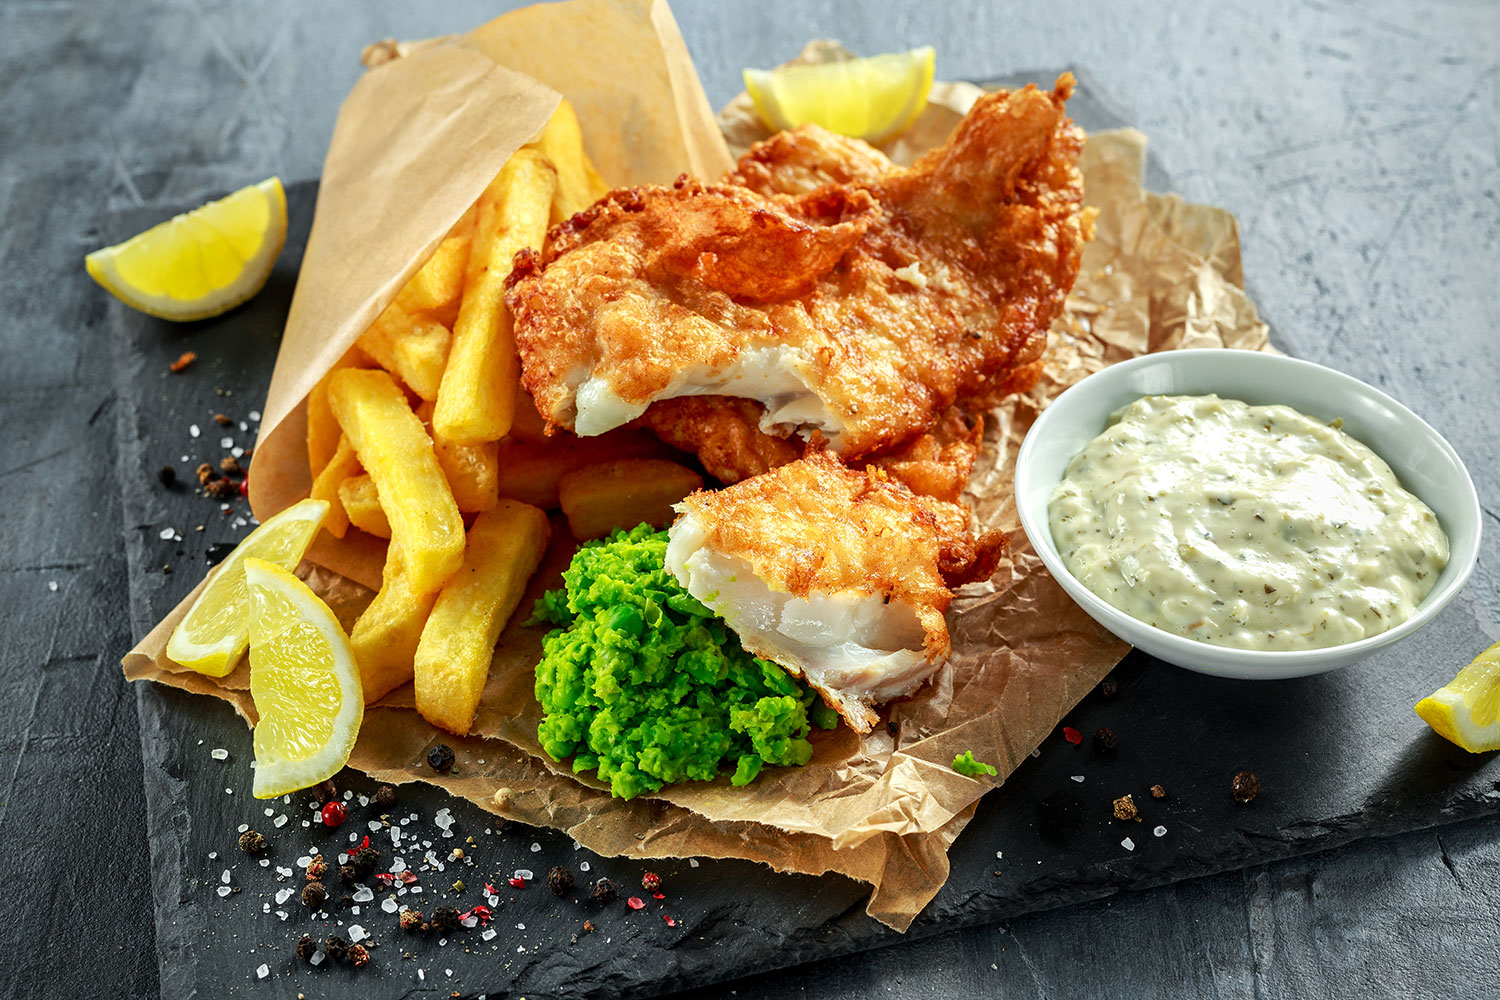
[
  {"xmin": 636, "ymin": 396, "xmax": 800, "ymax": 485},
  {"xmin": 506, "ymin": 76, "xmax": 1089, "ymax": 458}
]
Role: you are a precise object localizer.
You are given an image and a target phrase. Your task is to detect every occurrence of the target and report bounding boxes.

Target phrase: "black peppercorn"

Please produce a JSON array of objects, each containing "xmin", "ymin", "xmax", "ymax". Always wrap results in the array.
[
  {"xmin": 336, "ymin": 893, "xmax": 355, "ymax": 910},
  {"xmin": 592, "ymin": 878, "xmax": 618, "ymax": 904},
  {"xmin": 1098, "ymin": 675, "xmax": 1119, "ymax": 699},
  {"xmin": 301, "ymin": 881, "xmax": 327, "ymax": 908},
  {"xmin": 338, "ymin": 865, "xmax": 357, "ymax": 886},
  {"xmin": 311, "ymin": 779, "xmax": 337, "ymax": 805},
  {"xmin": 429, "ymin": 905, "xmax": 460, "ymax": 933},
  {"xmin": 237, "ymin": 830, "xmax": 266, "ymax": 854},
  {"xmin": 157, "ymin": 465, "xmax": 177, "ymax": 488},
  {"xmin": 427, "ymin": 744, "xmax": 456, "ymax": 773},
  {"xmin": 1232, "ymin": 770, "xmax": 1261, "ymax": 804},
  {"xmin": 1093, "ymin": 727, "xmax": 1118, "ymax": 757},
  {"xmin": 295, "ymin": 935, "xmax": 317, "ymax": 963},
  {"xmin": 323, "ymin": 935, "xmax": 349, "ymax": 963},
  {"xmin": 548, "ymin": 866, "xmax": 575, "ymax": 896},
  {"xmin": 375, "ymin": 785, "xmax": 397, "ymax": 807},
  {"xmin": 351, "ymin": 845, "xmax": 382, "ymax": 879}
]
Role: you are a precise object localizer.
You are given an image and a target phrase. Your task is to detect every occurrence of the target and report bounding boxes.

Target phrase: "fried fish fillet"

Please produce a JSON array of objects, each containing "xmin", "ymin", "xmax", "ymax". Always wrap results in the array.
[
  {"xmin": 507, "ymin": 75, "xmax": 1089, "ymax": 461},
  {"xmin": 665, "ymin": 451, "xmax": 1001, "ymax": 732}
]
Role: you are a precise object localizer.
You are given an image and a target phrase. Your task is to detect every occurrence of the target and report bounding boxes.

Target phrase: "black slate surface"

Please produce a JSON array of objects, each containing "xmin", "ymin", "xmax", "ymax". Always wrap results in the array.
[{"xmin": 95, "ymin": 72, "xmax": 1500, "ymax": 999}]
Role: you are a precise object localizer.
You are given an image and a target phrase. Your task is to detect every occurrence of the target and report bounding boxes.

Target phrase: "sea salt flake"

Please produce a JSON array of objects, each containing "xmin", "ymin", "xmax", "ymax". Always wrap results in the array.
[
  {"xmin": 256, "ymin": 963, "xmax": 269, "ymax": 979},
  {"xmin": 309, "ymin": 951, "xmax": 325, "ymax": 967},
  {"xmin": 231, "ymin": 446, "xmax": 244, "ymax": 458},
  {"xmin": 1122, "ymin": 837, "xmax": 1136, "ymax": 851},
  {"xmin": 368, "ymin": 820, "xmax": 383, "ymax": 832},
  {"xmin": 382, "ymin": 897, "xmax": 399, "ymax": 913},
  {"xmin": 1070, "ymin": 775, "xmax": 1085, "ymax": 783},
  {"xmin": 47, "ymin": 581, "xmax": 58, "ymax": 592},
  {"xmin": 530, "ymin": 842, "xmax": 541, "ymax": 853},
  {"xmin": 275, "ymin": 888, "xmax": 294, "ymax": 905},
  {"xmin": 208, "ymin": 852, "xmax": 217, "ymax": 860},
  {"xmin": 296, "ymin": 856, "xmax": 311, "ymax": 868},
  {"xmin": 482, "ymin": 928, "xmax": 496, "ymax": 941},
  {"xmin": 189, "ymin": 424, "xmax": 200, "ymax": 438},
  {"xmin": 689, "ymin": 859, "xmax": 699, "ymax": 868},
  {"xmin": 1154, "ymin": 825, "xmax": 1168, "ymax": 838},
  {"xmin": 514, "ymin": 869, "xmax": 534, "ymax": 881},
  {"xmin": 250, "ymin": 410, "xmax": 261, "ymax": 421},
  {"xmin": 434, "ymin": 808, "xmax": 454, "ymax": 832},
  {"xmin": 578, "ymin": 861, "xmax": 591, "ymax": 873},
  {"xmin": 348, "ymin": 924, "xmax": 368, "ymax": 943},
  {"xmin": 238, "ymin": 823, "xmax": 249, "ymax": 833},
  {"xmin": 273, "ymin": 815, "xmax": 288, "ymax": 829},
  {"xmin": 258, "ymin": 858, "xmax": 269, "ymax": 868},
  {"xmin": 220, "ymin": 436, "xmax": 233, "ymax": 449},
  {"xmin": 221, "ymin": 869, "xmax": 232, "ymax": 884},
  {"xmin": 158, "ymin": 528, "xmax": 175, "ymax": 540},
  {"xmin": 352, "ymin": 887, "xmax": 374, "ymax": 903},
  {"xmin": 215, "ymin": 886, "xmax": 231, "ymax": 898}
]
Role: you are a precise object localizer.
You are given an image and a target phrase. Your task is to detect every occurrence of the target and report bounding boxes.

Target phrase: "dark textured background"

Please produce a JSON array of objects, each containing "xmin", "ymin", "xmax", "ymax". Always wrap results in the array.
[{"xmin": 3, "ymin": 2, "xmax": 1498, "ymax": 998}]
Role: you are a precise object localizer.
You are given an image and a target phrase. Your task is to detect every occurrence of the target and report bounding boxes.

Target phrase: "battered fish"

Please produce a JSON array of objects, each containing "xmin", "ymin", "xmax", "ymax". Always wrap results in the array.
[
  {"xmin": 507, "ymin": 75, "xmax": 1089, "ymax": 460},
  {"xmin": 665, "ymin": 451, "xmax": 1001, "ymax": 732}
]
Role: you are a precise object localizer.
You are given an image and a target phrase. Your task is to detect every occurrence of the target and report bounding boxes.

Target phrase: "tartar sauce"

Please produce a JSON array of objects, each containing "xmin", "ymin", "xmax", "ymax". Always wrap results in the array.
[{"xmin": 1048, "ymin": 394, "xmax": 1449, "ymax": 651}]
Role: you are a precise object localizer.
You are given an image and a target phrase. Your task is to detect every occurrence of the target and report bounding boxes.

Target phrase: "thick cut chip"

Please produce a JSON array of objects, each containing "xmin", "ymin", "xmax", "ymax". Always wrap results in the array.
[
  {"xmin": 432, "ymin": 149, "xmax": 557, "ymax": 445},
  {"xmin": 559, "ymin": 458, "xmax": 703, "ymax": 540},
  {"xmin": 529, "ymin": 97, "xmax": 610, "ymax": 222},
  {"xmin": 394, "ymin": 233, "xmax": 471, "ymax": 319},
  {"xmin": 349, "ymin": 545, "xmax": 438, "ymax": 703},
  {"xmin": 306, "ymin": 344, "xmax": 377, "ymax": 479},
  {"xmin": 165, "ymin": 498, "xmax": 329, "ymax": 676},
  {"xmin": 327, "ymin": 368, "xmax": 464, "ymax": 595},
  {"xmin": 416, "ymin": 400, "xmax": 500, "ymax": 514},
  {"xmin": 415, "ymin": 501, "xmax": 551, "ymax": 735},
  {"xmin": 357, "ymin": 302, "xmax": 452, "ymax": 402},
  {"xmin": 245, "ymin": 558, "xmax": 363, "ymax": 797},
  {"xmin": 308, "ymin": 435, "xmax": 362, "ymax": 539},
  {"xmin": 494, "ymin": 427, "xmax": 681, "ymax": 509},
  {"xmin": 338, "ymin": 474, "xmax": 390, "ymax": 538}
]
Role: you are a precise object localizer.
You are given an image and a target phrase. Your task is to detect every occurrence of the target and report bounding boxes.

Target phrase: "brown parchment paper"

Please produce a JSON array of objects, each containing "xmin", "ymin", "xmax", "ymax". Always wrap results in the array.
[{"xmin": 124, "ymin": 23, "xmax": 1270, "ymax": 931}]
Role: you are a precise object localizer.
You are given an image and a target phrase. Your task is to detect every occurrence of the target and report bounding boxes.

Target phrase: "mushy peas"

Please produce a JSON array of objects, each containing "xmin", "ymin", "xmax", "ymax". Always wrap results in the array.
[{"xmin": 1048, "ymin": 394, "xmax": 1449, "ymax": 651}]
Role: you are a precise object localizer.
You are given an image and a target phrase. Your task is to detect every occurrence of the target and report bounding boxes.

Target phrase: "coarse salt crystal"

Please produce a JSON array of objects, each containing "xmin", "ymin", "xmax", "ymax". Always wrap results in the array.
[
  {"xmin": 256, "ymin": 963, "xmax": 269, "ymax": 979},
  {"xmin": 207, "ymin": 748, "xmax": 229, "ymax": 761},
  {"xmin": 158, "ymin": 528, "xmax": 175, "ymax": 540},
  {"xmin": 578, "ymin": 861, "xmax": 591, "ymax": 873},
  {"xmin": 224, "ymin": 787, "xmax": 232, "ymax": 795},
  {"xmin": 296, "ymin": 856, "xmax": 311, "ymax": 868},
  {"xmin": 689, "ymin": 859, "xmax": 699, "ymax": 868},
  {"xmin": 438, "ymin": 937, "xmax": 446, "ymax": 946},
  {"xmin": 208, "ymin": 852, "xmax": 217, "ymax": 860},
  {"xmin": 434, "ymin": 808, "xmax": 454, "ymax": 832},
  {"xmin": 250, "ymin": 410, "xmax": 261, "ymax": 421},
  {"xmin": 273, "ymin": 815, "xmax": 287, "ymax": 829},
  {"xmin": 301, "ymin": 820, "xmax": 310, "ymax": 828},
  {"xmin": 482, "ymin": 928, "xmax": 496, "ymax": 941},
  {"xmin": 309, "ymin": 951, "xmax": 325, "ymax": 967},
  {"xmin": 390, "ymin": 857, "xmax": 406, "ymax": 873},
  {"xmin": 1154, "ymin": 825, "xmax": 1167, "ymax": 838},
  {"xmin": 219, "ymin": 436, "xmax": 233, "ymax": 449},
  {"xmin": 1122, "ymin": 837, "xmax": 1136, "ymax": 851},
  {"xmin": 275, "ymin": 888, "xmax": 293, "ymax": 905},
  {"xmin": 221, "ymin": 869, "xmax": 232, "ymax": 884},
  {"xmin": 417, "ymin": 969, "xmax": 425, "ymax": 981},
  {"xmin": 258, "ymin": 858, "xmax": 269, "ymax": 868},
  {"xmin": 517, "ymin": 945, "xmax": 526, "ymax": 953},
  {"xmin": 515, "ymin": 922, "xmax": 525, "ymax": 930},
  {"xmin": 996, "ymin": 851, "xmax": 1004, "ymax": 859},
  {"xmin": 368, "ymin": 820, "xmax": 382, "ymax": 832},
  {"xmin": 1070, "ymin": 775, "xmax": 1085, "ymax": 783},
  {"xmin": 382, "ymin": 897, "xmax": 399, "ymax": 913},
  {"xmin": 530, "ymin": 842, "xmax": 541, "ymax": 853},
  {"xmin": 487, "ymin": 895, "xmax": 499, "ymax": 907},
  {"xmin": 216, "ymin": 886, "xmax": 231, "ymax": 898},
  {"xmin": 276, "ymin": 910, "xmax": 288, "ymax": 921},
  {"xmin": 446, "ymin": 969, "xmax": 453, "ymax": 978},
  {"xmin": 238, "ymin": 823, "xmax": 249, "ymax": 833},
  {"xmin": 351, "ymin": 906, "xmax": 359, "ymax": 915},
  {"xmin": 461, "ymin": 916, "xmax": 477, "ymax": 929},
  {"xmin": 231, "ymin": 446, "xmax": 244, "ymax": 458},
  {"xmin": 262, "ymin": 903, "xmax": 270, "ymax": 914},
  {"xmin": 47, "ymin": 581, "xmax": 58, "ymax": 592},
  {"xmin": 262, "ymin": 807, "xmax": 272, "ymax": 817},
  {"xmin": 352, "ymin": 887, "xmax": 374, "ymax": 903},
  {"xmin": 410, "ymin": 885, "xmax": 423, "ymax": 894},
  {"xmin": 514, "ymin": 869, "xmax": 533, "ymax": 881},
  {"xmin": 189, "ymin": 424, "xmax": 200, "ymax": 438},
  {"xmin": 1029, "ymin": 748, "xmax": 1041, "ymax": 758},
  {"xmin": 348, "ymin": 924, "xmax": 368, "ymax": 943}
]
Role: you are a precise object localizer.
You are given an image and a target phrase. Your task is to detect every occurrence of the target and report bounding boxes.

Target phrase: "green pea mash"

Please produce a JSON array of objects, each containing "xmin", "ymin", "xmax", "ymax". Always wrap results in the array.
[{"xmin": 529, "ymin": 524, "xmax": 838, "ymax": 800}]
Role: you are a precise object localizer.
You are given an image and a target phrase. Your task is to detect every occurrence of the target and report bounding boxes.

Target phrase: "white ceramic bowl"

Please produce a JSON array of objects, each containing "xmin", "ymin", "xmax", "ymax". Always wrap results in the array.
[{"xmin": 1014, "ymin": 348, "xmax": 1482, "ymax": 680}]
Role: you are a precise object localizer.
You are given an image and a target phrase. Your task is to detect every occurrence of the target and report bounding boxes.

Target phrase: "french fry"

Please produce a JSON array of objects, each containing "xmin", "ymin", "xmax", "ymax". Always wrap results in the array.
[
  {"xmin": 349, "ymin": 544, "xmax": 438, "ymax": 703},
  {"xmin": 416, "ymin": 401, "xmax": 500, "ymax": 514},
  {"xmin": 306, "ymin": 344, "xmax": 375, "ymax": 478},
  {"xmin": 414, "ymin": 501, "xmax": 550, "ymax": 735},
  {"xmin": 495, "ymin": 428, "xmax": 682, "ymax": 509},
  {"xmin": 393, "ymin": 234, "xmax": 470, "ymax": 318},
  {"xmin": 338, "ymin": 474, "xmax": 390, "ymax": 538},
  {"xmin": 432, "ymin": 149, "xmax": 557, "ymax": 445},
  {"xmin": 357, "ymin": 301, "xmax": 451, "ymax": 401},
  {"xmin": 559, "ymin": 459, "xmax": 703, "ymax": 540},
  {"xmin": 308, "ymin": 435, "xmax": 362, "ymax": 538},
  {"xmin": 327, "ymin": 368, "xmax": 464, "ymax": 594},
  {"xmin": 531, "ymin": 98, "xmax": 611, "ymax": 222}
]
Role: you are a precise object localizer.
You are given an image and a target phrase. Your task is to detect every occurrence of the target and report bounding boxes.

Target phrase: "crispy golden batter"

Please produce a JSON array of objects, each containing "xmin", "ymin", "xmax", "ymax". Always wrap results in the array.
[
  {"xmin": 858, "ymin": 406, "xmax": 984, "ymax": 504},
  {"xmin": 507, "ymin": 75, "xmax": 1089, "ymax": 461},
  {"xmin": 637, "ymin": 396, "xmax": 800, "ymax": 484},
  {"xmin": 728, "ymin": 125, "xmax": 894, "ymax": 195}
]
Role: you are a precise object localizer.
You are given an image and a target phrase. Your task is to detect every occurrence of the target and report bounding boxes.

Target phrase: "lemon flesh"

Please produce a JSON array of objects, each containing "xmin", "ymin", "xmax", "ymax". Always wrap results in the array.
[
  {"xmin": 165, "ymin": 498, "xmax": 329, "ymax": 676},
  {"xmin": 245, "ymin": 558, "xmax": 363, "ymax": 798},
  {"xmin": 1415, "ymin": 638, "xmax": 1500, "ymax": 753},
  {"xmin": 85, "ymin": 177, "xmax": 287, "ymax": 321},
  {"xmin": 744, "ymin": 47, "xmax": 935, "ymax": 144}
]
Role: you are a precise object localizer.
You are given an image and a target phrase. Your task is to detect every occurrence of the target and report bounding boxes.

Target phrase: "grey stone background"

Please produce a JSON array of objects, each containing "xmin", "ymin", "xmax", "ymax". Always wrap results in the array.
[{"xmin": 2, "ymin": 1, "xmax": 1497, "ymax": 997}]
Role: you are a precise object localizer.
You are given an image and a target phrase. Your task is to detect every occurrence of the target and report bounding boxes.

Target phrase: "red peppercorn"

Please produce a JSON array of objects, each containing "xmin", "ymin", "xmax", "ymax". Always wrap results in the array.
[
  {"xmin": 626, "ymin": 896, "xmax": 645, "ymax": 910},
  {"xmin": 640, "ymin": 871, "xmax": 662, "ymax": 893},
  {"xmin": 508, "ymin": 876, "xmax": 526, "ymax": 889},
  {"xmin": 1062, "ymin": 726, "xmax": 1083, "ymax": 745},
  {"xmin": 321, "ymin": 801, "xmax": 347, "ymax": 827}
]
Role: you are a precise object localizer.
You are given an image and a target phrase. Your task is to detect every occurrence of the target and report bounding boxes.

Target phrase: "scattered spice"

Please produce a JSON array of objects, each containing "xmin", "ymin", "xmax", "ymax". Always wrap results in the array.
[
  {"xmin": 213, "ymin": 413, "xmax": 232, "ymax": 426},
  {"xmin": 400, "ymin": 909, "xmax": 424, "ymax": 932},
  {"xmin": 451, "ymin": 879, "xmax": 465, "ymax": 893},
  {"xmin": 219, "ymin": 455, "xmax": 242, "ymax": 476},
  {"xmin": 451, "ymin": 848, "xmax": 464, "ymax": 860},
  {"xmin": 338, "ymin": 865, "xmax": 357, "ymax": 886},
  {"xmin": 169, "ymin": 351, "xmax": 197, "ymax": 373},
  {"xmin": 321, "ymin": 801, "xmax": 347, "ymax": 827},
  {"xmin": 351, "ymin": 845, "xmax": 381, "ymax": 878},
  {"xmin": 1112, "ymin": 794, "xmax": 1139, "ymax": 821},
  {"xmin": 347, "ymin": 944, "xmax": 370, "ymax": 968},
  {"xmin": 295, "ymin": 935, "xmax": 317, "ymax": 963},
  {"xmin": 1062, "ymin": 726, "xmax": 1083, "ymax": 745},
  {"xmin": 301, "ymin": 882, "xmax": 327, "ymax": 908},
  {"xmin": 336, "ymin": 893, "xmax": 354, "ymax": 910},
  {"xmin": 306, "ymin": 856, "xmax": 328, "ymax": 880},
  {"xmin": 375, "ymin": 785, "xmax": 397, "ymax": 807},
  {"xmin": 592, "ymin": 878, "xmax": 618, "ymax": 904},
  {"xmin": 1232, "ymin": 770, "xmax": 1261, "ymax": 804},
  {"xmin": 429, "ymin": 906, "xmax": 459, "ymax": 934},
  {"xmin": 204, "ymin": 477, "xmax": 238, "ymax": 499},
  {"xmin": 548, "ymin": 866, "xmax": 575, "ymax": 896},
  {"xmin": 428, "ymin": 744, "xmax": 456, "ymax": 773},
  {"xmin": 626, "ymin": 896, "xmax": 645, "ymax": 911},
  {"xmin": 157, "ymin": 465, "xmax": 177, "ymax": 488},
  {"xmin": 323, "ymin": 935, "xmax": 349, "ymax": 963},
  {"xmin": 458, "ymin": 904, "xmax": 491, "ymax": 926},
  {"xmin": 640, "ymin": 871, "xmax": 662, "ymax": 894},
  {"xmin": 1093, "ymin": 727, "xmax": 1118, "ymax": 757},
  {"xmin": 237, "ymin": 830, "xmax": 266, "ymax": 854},
  {"xmin": 508, "ymin": 876, "xmax": 526, "ymax": 889},
  {"xmin": 311, "ymin": 779, "xmax": 338, "ymax": 805},
  {"xmin": 582, "ymin": 920, "xmax": 595, "ymax": 934},
  {"xmin": 195, "ymin": 463, "xmax": 216, "ymax": 487},
  {"xmin": 1150, "ymin": 784, "xmax": 1167, "ymax": 800},
  {"xmin": 1098, "ymin": 674, "xmax": 1119, "ymax": 699}
]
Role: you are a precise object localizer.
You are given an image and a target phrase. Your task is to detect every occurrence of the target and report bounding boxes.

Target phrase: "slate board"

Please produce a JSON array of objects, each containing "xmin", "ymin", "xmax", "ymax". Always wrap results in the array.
[{"xmin": 107, "ymin": 72, "xmax": 1500, "ymax": 999}]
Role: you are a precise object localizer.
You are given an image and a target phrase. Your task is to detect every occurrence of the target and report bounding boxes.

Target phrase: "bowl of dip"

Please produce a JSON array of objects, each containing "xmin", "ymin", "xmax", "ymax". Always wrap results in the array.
[{"xmin": 1014, "ymin": 348, "xmax": 1481, "ymax": 679}]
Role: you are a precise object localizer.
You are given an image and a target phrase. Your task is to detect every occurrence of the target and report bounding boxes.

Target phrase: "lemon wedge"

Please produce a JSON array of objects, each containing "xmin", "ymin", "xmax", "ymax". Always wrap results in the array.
[
  {"xmin": 165, "ymin": 498, "xmax": 329, "ymax": 676},
  {"xmin": 1415, "ymin": 638, "xmax": 1500, "ymax": 752},
  {"xmin": 244, "ymin": 558, "xmax": 363, "ymax": 798},
  {"xmin": 85, "ymin": 177, "xmax": 287, "ymax": 321},
  {"xmin": 743, "ymin": 46, "xmax": 935, "ymax": 144}
]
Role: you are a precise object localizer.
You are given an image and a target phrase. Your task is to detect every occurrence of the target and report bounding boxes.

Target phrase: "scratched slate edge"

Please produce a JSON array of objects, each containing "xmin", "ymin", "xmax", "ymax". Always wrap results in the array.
[{"xmin": 105, "ymin": 74, "xmax": 1500, "ymax": 1000}]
